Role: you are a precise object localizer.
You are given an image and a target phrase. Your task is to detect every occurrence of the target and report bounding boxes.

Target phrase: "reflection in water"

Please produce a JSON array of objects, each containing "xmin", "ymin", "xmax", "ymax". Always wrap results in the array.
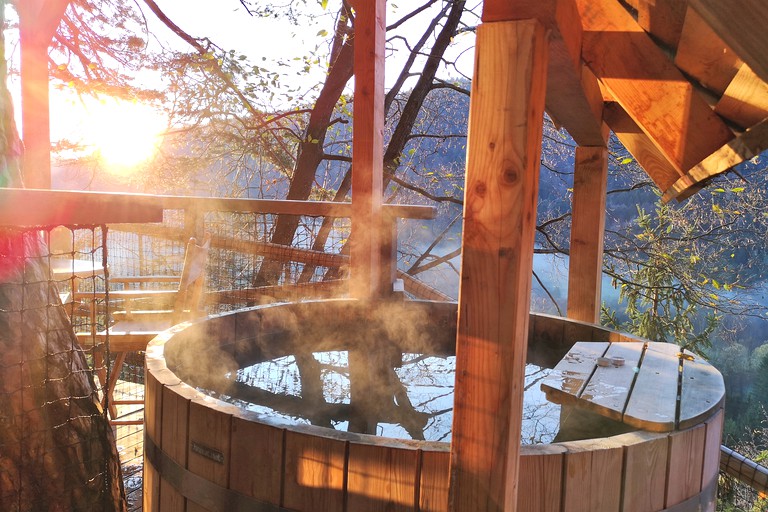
[{"xmin": 206, "ymin": 351, "xmax": 561, "ymax": 444}]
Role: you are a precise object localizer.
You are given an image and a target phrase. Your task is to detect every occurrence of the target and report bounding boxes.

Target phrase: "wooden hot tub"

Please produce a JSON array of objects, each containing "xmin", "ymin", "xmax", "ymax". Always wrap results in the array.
[{"xmin": 143, "ymin": 299, "xmax": 724, "ymax": 512}]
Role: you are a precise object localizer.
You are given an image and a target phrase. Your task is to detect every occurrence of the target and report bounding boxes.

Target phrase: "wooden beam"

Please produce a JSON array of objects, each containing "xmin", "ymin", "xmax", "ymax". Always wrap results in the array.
[
  {"xmin": 674, "ymin": 8, "xmax": 742, "ymax": 96},
  {"xmin": 603, "ymin": 102, "xmax": 682, "ymax": 191},
  {"xmin": 576, "ymin": 0, "xmax": 734, "ymax": 174},
  {"xmin": 634, "ymin": 0, "xmax": 687, "ymax": 50},
  {"xmin": 567, "ymin": 147, "xmax": 608, "ymax": 324},
  {"xmin": 16, "ymin": 0, "xmax": 70, "ymax": 44},
  {"xmin": 484, "ymin": 0, "xmax": 605, "ymax": 146},
  {"xmin": 715, "ymin": 64, "xmax": 768, "ymax": 130},
  {"xmin": 689, "ymin": 0, "xmax": 768, "ymax": 85},
  {"xmin": 449, "ymin": 19, "xmax": 548, "ymax": 512},
  {"xmin": 662, "ymin": 118, "xmax": 768, "ymax": 203},
  {"xmin": 349, "ymin": 0, "xmax": 386, "ymax": 299}
]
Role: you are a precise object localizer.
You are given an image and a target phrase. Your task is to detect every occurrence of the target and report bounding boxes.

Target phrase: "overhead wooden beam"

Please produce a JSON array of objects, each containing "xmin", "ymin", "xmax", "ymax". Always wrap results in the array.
[
  {"xmin": 633, "ymin": 0, "xmax": 687, "ymax": 50},
  {"xmin": 484, "ymin": 0, "xmax": 605, "ymax": 146},
  {"xmin": 349, "ymin": 0, "xmax": 386, "ymax": 299},
  {"xmin": 674, "ymin": 8, "xmax": 742, "ymax": 96},
  {"xmin": 715, "ymin": 64, "xmax": 768, "ymax": 130},
  {"xmin": 662, "ymin": 118, "xmax": 768, "ymax": 203},
  {"xmin": 17, "ymin": 0, "xmax": 70, "ymax": 190},
  {"xmin": 567, "ymin": 147, "xmax": 608, "ymax": 324},
  {"xmin": 576, "ymin": 0, "xmax": 734, "ymax": 176},
  {"xmin": 689, "ymin": 0, "xmax": 768, "ymax": 85},
  {"xmin": 603, "ymin": 102, "xmax": 682, "ymax": 191},
  {"xmin": 449, "ymin": 19, "xmax": 548, "ymax": 512}
]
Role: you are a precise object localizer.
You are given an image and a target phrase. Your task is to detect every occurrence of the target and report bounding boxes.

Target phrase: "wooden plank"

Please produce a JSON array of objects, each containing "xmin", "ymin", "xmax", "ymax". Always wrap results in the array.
[
  {"xmin": 623, "ymin": 343, "xmax": 679, "ymax": 431},
  {"xmin": 690, "ymin": 0, "xmax": 768, "ymax": 85},
  {"xmin": 701, "ymin": 409, "xmax": 724, "ymax": 491},
  {"xmin": 662, "ymin": 118, "xmax": 768, "ymax": 202},
  {"xmin": 419, "ymin": 450, "xmax": 449, "ymax": 512},
  {"xmin": 347, "ymin": 443, "xmax": 419, "ymax": 511},
  {"xmin": 143, "ymin": 372, "xmax": 162, "ymax": 512},
  {"xmin": 448, "ymin": 19, "xmax": 549, "ymax": 512},
  {"xmin": 666, "ymin": 424, "xmax": 706, "ymax": 507},
  {"xmin": 541, "ymin": 341, "xmax": 609, "ymax": 405},
  {"xmin": 579, "ymin": 342, "xmax": 645, "ymax": 421},
  {"xmin": 483, "ymin": 0, "xmax": 606, "ymax": 146},
  {"xmin": 283, "ymin": 430, "xmax": 346, "ymax": 512},
  {"xmin": 567, "ymin": 146, "xmax": 608, "ymax": 323},
  {"xmin": 621, "ymin": 433, "xmax": 668, "ymax": 512},
  {"xmin": 187, "ymin": 401, "xmax": 232, "ymax": 512},
  {"xmin": 674, "ymin": 8, "xmax": 741, "ymax": 96},
  {"xmin": 350, "ymin": 0, "xmax": 386, "ymax": 299},
  {"xmin": 603, "ymin": 102, "xmax": 683, "ymax": 192},
  {"xmin": 159, "ymin": 386, "xmax": 191, "ymax": 512},
  {"xmin": 715, "ymin": 64, "xmax": 768, "ymax": 129},
  {"xmin": 561, "ymin": 441, "xmax": 623, "ymax": 512},
  {"xmin": 679, "ymin": 354, "xmax": 725, "ymax": 429},
  {"xmin": 635, "ymin": 0, "xmax": 687, "ymax": 49},
  {"xmin": 16, "ymin": 0, "xmax": 70, "ymax": 44},
  {"xmin": 516, "ymin": 446, "xmax": 565, "ymax": 512},
  {"xmin": 229, "ymin": 419, "xmax": 284, "ymax": 505},
  {"xmin": 576, "ymin": 0, "xmax": 735, "ymax": 174}
]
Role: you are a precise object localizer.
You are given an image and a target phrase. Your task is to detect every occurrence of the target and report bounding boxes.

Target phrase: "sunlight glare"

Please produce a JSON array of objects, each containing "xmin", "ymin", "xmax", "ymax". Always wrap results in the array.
[{"xmin": 86, "ymin": 99, "xmax": 166, "ymax": 173}]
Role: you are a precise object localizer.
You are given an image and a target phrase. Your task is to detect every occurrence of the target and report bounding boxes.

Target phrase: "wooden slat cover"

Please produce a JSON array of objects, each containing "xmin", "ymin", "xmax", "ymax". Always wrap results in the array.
[
  {"xmin": 577, "ymin": 0, "xmax": 734, "ymax": 174},
  {"xmin": 347, "ymin": 443, "xmax": 419, "ymax": 512},
  {"xmin": 690, "ymin": 0, "xmax": 768, "ymax": 84},
  {"xmin": 666, "ymin": 424, "xmax": 706, "ymax": 507},
  {"xmin": 187, "ymin": 401, "xmax": 232, "ymax": 512},
  {"xmin": 229, "ymin": 419, "xmax": 284, "ymax": 505},
  {"xmin": 579, "ymin": 342, "xmax": 644, "ymax": 422},
  {"xmin": 419, "ymin": 450, "xmax": 449, "ymax": 512},
  {"xmin": 561, "ymin": 441, "xmax": 623, "ymax": 512},
  {"xmin": 624, "ymin": 343, "xmax": 679, "ymax": 431},
  {"xmin": 541, "ymin": 341, "xmax": 609, "ymax": 403},
  {"xmin": 160, "ymin": 386, "xmax": 191, "ymax": 512},
  {"xmin": 621, "ymin": 433, "xmax": 668, "ymax": 512},
  {"xmin": 715, "ymin": 64, "xmax": 768, "ymax": 129},
  {"xmin": 283, "ymin": 431, "xmax": 345, "ymax": 512},
  {"xmin": 517, "ymin": 446, "xmax": 565, "ymax": 512},
  {"xmin": 675, "ymin": 8, "xmax": 741, "ymax": 96},
  {"xmin": 679, "ymin": 354, "xmax": 725, "ymax": 429}
]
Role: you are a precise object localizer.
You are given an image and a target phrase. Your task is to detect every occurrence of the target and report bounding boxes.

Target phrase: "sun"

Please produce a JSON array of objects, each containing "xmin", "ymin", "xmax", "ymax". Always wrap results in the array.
[{"xmin": 85, "ymin": 98, "xmax": 166, "ymax": 173}]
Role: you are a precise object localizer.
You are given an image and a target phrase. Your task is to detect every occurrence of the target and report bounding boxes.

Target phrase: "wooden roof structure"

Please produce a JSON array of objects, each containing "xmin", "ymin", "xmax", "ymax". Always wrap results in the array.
[{"xmin": 15, "ymin": 0, "xmax": 768, "ymax": 510}]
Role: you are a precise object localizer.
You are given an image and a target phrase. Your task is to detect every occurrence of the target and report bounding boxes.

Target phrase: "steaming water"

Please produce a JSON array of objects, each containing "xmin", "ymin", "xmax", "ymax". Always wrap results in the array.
[{"xmin": 210, "ymin": 351, "xmax": 561, "ymax": 444}]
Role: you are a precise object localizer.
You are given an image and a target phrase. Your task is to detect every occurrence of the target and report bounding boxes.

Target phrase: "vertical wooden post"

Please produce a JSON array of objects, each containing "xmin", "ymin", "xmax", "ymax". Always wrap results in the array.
[
  {"xmin": 17, "ymin": 0, "xmax": 70, "ymax": 189},
  {"xmin": 350, "ymin": 0, "xmax": 386, "ymax": 299},
  {"xmin": 567, "ymin": 146, "xmax": 608, "ymax": 323},
  {"xmin": 449, "ymin": 19, "xmax": 548, "ymax": 512}
]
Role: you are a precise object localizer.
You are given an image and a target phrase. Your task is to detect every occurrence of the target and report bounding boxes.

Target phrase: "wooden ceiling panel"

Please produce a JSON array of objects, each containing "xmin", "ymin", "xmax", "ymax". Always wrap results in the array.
[
  {"xmin": 674, "ymin": 8, "xmax": 742, "ymax": 96},
  {"xmin": 576, "ymin": 0, "xmax": 734, "ymax": 176},
  {"xmin": 715, "ymin": 65, "xmax": 768, "ymax": 130}
]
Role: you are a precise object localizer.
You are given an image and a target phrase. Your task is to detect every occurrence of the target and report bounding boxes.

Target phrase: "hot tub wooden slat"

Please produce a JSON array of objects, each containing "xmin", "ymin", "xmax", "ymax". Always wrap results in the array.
[
  {"xmin": 144, "ymin": 372, "xmax": 162, "ymax": 512},
  {"xmin": 419, "ymin": 450, "xmax": 449, "ymax": 512},
  {"xmin": 702, "ymin": 409, "xmax": 724, "ymax": 492},
  {"xmin": 161, "ymin": 386, "xmax": 191, "ymax": 512},
  {"xmin": 679, "ymin": 354, "xmax": 726, "ymax": 430},
  {"xmin": 580, "ymin": 342, "xmax": 644, "ymax": 422},
  {"xmin": 542, "ymin": 342, "xmax": 609, "ymax": 403},
  {"xmin": 229, "ymin": 419, "xmax": 284, "ymax": 505},
  {"xmin": 621, "ymin": 433, "xmax": 668, "ymax": 512},
  {"xmin": 283, "ymin": 430, "xmax": 346, "ymax": 512},
  {"xmin": 562, "ymin": 443, "xmax": 623, "ymax": 511},
  {"xmin": 187, "ymin": 402, "xmax": 232, "ymax": 512},
  {"xmin": 666, "ymin": 424, "xmax": 706, "ymax": 508},
  {"xmin": 347, "ymin": 443, "xmax": 419, "ymax": 511},
  {"xmin": 623, "ymin": 345, "xmax": 679, "ymax": 431},
  {"xmin": 517, "ymin": 446, "xmax": 565, "ymax": 511}
]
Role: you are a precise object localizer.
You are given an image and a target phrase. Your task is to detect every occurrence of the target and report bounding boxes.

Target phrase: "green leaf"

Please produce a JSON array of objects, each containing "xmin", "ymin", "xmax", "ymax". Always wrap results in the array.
[
  {"xmin": 730, "ymin": 187, "xmax": 745, "ymax": 193},
  {"xmin": 321, "ymin": 0, "xmax": 329, "ymax": 9},
  {"xmin": 620, "ymin": 157, "xmax": 633, "ymax": 165},
  {"xmin": 712, "ymin": 279, "xmax": 720, "ymax": 290},
  {"xmin": 317, "ymin": 29, "xmax": 328, "ymax": 37}
]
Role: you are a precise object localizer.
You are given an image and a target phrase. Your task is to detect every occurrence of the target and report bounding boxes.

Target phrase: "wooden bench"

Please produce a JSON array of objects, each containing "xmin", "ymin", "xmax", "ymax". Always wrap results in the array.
[{"xmin": 541, "ymin": 341, "xmax": 725, "ymax": 432}]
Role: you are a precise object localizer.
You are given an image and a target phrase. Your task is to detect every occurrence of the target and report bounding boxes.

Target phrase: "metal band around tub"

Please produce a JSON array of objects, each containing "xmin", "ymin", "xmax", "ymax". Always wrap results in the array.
[{"xmin": 144, "ymin": 434, "xmax": 291, "ymax": 512}]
